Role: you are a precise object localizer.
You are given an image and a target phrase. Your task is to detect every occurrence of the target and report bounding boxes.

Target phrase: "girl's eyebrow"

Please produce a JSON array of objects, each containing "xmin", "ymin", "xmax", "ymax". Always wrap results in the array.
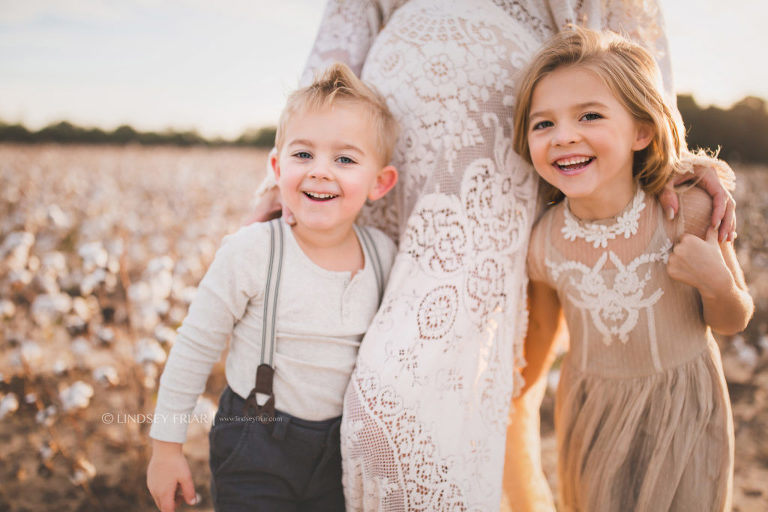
[{"xmin": 529, "ymin": 101, "xmax": 610, "ymax": 120}]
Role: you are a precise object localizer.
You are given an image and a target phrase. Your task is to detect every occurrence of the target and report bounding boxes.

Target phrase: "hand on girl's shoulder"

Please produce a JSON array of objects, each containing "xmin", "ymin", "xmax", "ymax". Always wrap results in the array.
[
  {"xmin": 667, "ymin": 187, "xmax": 728, "ymax": 293},
  {"xmin": 674, "ymin": 185, "xmax": 714, "ymax": 240}
]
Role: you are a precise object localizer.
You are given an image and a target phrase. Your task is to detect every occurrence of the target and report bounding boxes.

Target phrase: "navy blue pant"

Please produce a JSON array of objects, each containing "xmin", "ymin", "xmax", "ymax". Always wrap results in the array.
[{"xmin": 208, "ymin": 387, "xmax": 345, "ymax": 511}]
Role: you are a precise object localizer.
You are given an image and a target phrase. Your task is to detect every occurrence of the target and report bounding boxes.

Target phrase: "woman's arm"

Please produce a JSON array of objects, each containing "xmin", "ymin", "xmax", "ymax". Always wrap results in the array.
[{"xmin": 667, "ymin": 227, "xmax": 753, "ymax": 335}]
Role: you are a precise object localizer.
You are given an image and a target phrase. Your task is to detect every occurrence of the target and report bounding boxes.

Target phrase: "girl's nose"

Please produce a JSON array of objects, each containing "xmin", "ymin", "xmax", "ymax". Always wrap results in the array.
[{"xmin": 552, "ymin": 124, "xmax": 580, "ymax": 146}]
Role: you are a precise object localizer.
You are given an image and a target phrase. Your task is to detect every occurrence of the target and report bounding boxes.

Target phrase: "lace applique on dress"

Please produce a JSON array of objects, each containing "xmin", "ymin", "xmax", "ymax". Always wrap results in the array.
[
  {"xmin": 562, "ymin": 188, "xmax": 646, "ymax": 248},
  {"xmin": 546, "ymin": 239, "xmax": 671, "ymax": 345}
]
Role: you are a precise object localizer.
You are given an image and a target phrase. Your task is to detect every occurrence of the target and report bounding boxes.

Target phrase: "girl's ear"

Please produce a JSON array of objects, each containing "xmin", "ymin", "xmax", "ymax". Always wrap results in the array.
[
  {"xmin": 368, "ymin": 165, "xmax": 398, "ymax": 201},
  {"xmin": 270, "ymin": 148, "xmax": 281, "ymax": 180},
  {"xmin": 632, "ymin": 122, "xmax": 654, "ymax": 151}
]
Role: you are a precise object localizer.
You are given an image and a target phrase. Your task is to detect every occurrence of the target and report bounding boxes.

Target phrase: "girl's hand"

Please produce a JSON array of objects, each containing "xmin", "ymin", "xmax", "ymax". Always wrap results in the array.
[
  {"xmin": 147, "ymin": 441, "xmax": 198, "ymax": 512},
  {"xmin": 658, "ymin": 162, "xmax": 736, "ymax": 242},
  {"xmin": 667, "ymin": 227, "xmax": 732, "ymax": 298}
]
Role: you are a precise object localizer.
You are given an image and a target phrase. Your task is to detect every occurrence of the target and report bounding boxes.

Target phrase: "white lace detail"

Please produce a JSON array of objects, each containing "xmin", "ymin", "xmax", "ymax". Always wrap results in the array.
[
  {"xmin": 546, "ymin": 238, "xmax": 672, "ymax": 345},
  {"xmin": 301, "ymin": 1, "xmax": 673, "ymax": 509},
  {"xmin": 562, "ymin": 188, "xmax": 646, "ymax": 248}
]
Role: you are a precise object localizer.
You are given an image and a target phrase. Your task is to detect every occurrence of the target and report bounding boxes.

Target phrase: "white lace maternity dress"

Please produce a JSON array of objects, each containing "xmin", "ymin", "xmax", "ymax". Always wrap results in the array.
[{"xmin": 301, "ymin": 1, "xmax": 674, "ymax": 509}]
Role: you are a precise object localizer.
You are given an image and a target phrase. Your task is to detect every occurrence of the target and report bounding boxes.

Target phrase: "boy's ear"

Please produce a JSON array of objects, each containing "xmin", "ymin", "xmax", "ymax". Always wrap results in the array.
[
  {"xmin": 632, "ymin": 122, "xmax": 654, "ymax": 151},
  {"xmin": 368, "ymin": 165, "xmax": 398, "ymax": 201},
  {"xmin": 270, "ymin": 148, "xmax": 280, "ymax": 180}
]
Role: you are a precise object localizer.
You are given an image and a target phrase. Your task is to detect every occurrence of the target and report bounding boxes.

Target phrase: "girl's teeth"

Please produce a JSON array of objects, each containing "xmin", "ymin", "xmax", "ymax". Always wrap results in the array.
[
  {"xmin": 556, "ymin": 157, "xmax": 591, "ymax": 166},
  {"xmin": 555, "ymin": 156, "xmax": 594, "ymax": 170}
]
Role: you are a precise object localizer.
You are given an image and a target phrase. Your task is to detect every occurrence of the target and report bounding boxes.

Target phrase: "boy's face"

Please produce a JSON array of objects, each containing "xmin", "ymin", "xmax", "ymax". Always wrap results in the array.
[{"xmin": 272, "ymin": 102, "xmax": 396, "ymax": 235}]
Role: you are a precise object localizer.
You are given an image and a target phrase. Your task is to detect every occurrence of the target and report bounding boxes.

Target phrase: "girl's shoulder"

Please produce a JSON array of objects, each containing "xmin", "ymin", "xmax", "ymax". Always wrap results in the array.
[
  {"xmin": 531, "ymin": 201, "xmax": 566, "ymax": 244},
  {"xmin": 673, "ymin": 186, "xmax": 714, "ymax": 239}
]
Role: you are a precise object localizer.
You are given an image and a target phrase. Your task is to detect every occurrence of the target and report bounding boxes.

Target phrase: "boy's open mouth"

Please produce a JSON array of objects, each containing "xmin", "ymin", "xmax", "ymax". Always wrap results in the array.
[
  {"xmin": 554, "ymin": 156, "xmax": 595, "ymax": 172},
  {"xmin": 303, "ymin": 191, "xmax": 339, "ymax": 201}
]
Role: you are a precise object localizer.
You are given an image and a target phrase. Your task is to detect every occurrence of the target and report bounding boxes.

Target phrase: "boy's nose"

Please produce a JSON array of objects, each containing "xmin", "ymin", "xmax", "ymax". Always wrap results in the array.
[{"xmin": 308, "ymin": 162, "xmax": 332, "ymax": 180}]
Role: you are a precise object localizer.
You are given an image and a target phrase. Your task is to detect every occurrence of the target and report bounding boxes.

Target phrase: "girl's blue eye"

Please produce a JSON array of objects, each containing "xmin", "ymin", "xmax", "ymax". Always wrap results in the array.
[
  {"xmin": 581, "ymin": 112, "xmax": 602, "ymax": 121},
  {"xmin": 337, "ymin": 156, "xmax": 355, "ymax": 164},
  {"xmin": 532, "ymin": 120, "xmax": 553, "ymax": 131},
  {"xmin": 294, "ymin": 151, "xmax": 311, "ymax": 159}
]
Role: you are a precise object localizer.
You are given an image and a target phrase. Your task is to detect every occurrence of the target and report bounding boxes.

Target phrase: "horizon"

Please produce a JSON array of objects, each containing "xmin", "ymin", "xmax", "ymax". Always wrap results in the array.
[{"xmin": 1, "ymin": 1, "xmax": 765, "ymax": 138}]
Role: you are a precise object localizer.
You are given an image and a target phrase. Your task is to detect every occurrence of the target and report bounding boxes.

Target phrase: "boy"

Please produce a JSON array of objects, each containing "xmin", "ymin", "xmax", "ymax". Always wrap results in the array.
[{"xmin": 147, "ymin": 62, "xmax": 399, "ymax": 512}]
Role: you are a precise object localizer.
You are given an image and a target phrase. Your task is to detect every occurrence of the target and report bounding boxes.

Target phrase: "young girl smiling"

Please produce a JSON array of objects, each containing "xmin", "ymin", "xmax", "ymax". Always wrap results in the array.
[{"xmin": 513, "ymin": 27, "xmax": 753, "ymax": 511}]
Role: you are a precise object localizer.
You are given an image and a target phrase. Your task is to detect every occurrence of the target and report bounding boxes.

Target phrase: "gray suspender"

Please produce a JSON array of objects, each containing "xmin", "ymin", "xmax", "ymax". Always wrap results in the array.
[
  {"xmin": 357, "ymin": 226, "xmax": 385, "ymax": 305},
  {"xmin": 260, "ymin": 218, "xmax": 284, "ymax": 367},
  {"xmin": 242, "ymin": 220, "xmax": 384, "ymax": 419}
]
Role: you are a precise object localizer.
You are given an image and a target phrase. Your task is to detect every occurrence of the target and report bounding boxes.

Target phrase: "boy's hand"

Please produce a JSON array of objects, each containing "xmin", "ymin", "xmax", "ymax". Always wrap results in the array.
[
  {"xmin": 147, "ymin": 440, "xmax": 198, "ymax": 512},
  {"xmin": 667, "ymin": 227, "xmax": 732, "ymax": 298}
]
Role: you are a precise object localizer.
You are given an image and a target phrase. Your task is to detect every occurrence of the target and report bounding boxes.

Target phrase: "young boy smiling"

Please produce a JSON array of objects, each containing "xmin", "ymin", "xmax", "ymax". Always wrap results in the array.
[{"xmin": 147, "ymin": 63, "xmax": 398, "ymax": 512}]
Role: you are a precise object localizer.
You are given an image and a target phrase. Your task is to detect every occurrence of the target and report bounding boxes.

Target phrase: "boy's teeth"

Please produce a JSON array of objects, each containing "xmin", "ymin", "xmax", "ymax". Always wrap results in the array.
[{"xmin": 304, "ymin": 191, "xmax": 338, "ymax": 200}]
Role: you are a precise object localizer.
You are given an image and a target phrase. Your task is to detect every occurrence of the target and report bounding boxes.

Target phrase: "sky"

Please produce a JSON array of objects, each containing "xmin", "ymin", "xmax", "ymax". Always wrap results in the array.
[{"xmin": 0, "ymin": 0, "xmax": 765, "ymax": 139}]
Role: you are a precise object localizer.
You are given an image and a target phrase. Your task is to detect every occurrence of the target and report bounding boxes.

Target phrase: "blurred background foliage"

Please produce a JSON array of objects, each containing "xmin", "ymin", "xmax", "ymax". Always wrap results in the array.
[{"xmin": 1, "ymin": 95, "xmax": 767, "ymax": 163}]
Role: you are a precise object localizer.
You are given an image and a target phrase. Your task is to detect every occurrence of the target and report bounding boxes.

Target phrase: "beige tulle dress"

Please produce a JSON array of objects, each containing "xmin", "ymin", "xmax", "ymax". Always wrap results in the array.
[{"xmin": 528, "ymin": 186, "xmax": 734, "ymax": 512}]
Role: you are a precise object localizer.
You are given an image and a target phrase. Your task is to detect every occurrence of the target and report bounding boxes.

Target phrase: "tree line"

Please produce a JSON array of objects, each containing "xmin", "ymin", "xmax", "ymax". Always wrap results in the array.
[{"xmin": 1, "ymin": 95, "xmax": 767, "ymax": 164}]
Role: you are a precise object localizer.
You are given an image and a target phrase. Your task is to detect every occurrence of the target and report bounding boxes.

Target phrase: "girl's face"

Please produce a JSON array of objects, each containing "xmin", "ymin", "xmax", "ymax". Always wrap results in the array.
[{"xmin": 527, "ymin": 65, "xmax": 652, "ymax": 218}]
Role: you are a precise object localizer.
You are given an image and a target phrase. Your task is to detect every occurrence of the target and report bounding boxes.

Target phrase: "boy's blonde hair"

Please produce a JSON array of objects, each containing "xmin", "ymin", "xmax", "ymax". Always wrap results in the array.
[
  {"xmin": 513, "ymin": 26, "xmax": 686, "ymax": 203},
  {"xmin": 275, "ymin": 62, "xmax": 399, "ymax": 165}
]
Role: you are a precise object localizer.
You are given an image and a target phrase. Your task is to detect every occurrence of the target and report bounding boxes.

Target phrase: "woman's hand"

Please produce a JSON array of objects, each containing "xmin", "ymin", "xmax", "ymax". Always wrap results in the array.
[
  {"xmin": 244, "ymin": 148, "xmax": 295, "ymax": 225},
  {"xmin": 244, "ymin": 185, "xmax": 286, "ymax": 224},
  {"xmin": 658, "ymin": 162, "xmax": 736, "ymax": 242}
]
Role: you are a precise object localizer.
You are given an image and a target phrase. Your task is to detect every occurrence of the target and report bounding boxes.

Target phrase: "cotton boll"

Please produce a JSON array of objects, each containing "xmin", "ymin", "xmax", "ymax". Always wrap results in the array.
[
  {"xmin": 31, "ymin": 293, "xmax": 72, "ymax": 327},
  {"xmin": 36, "ymin": 405, "xmax": 57, "ymax": 426},
  {"xmin": 0, "ymin": 393, "xmax": 19, "ymax": 420},
  {"xmin": 47, "ymin": 204, "xmax": 73, "ymax": 229},
  {"xmin": 69, "ymin": 457, "xmax": 96, "ymax": 486},
  {"xmin": 93, "ymin": 366, "xmax": 119, "ymax": 386},
  {"xmin": 0, "ymin": 300, "xmax": 15, "ymax": 319},
  {"xmin": 20, "ymin": 341, "xmax": 43, "ymax": 366},
  {"xmin": 1, "ymin": 231, "xmax": 35, "ymax": 271},
  {"xmin": 135, "ymin": 338, "xmax": 166, "ymax": 365},
  {"xmin": 59, "ymin": 381, "xmax": 94, "ymax": 411},
  {"xmin": 78, "ymin": 242, "xmax": 108, "ymax": 273},
  {"xmin": 154, "ymin": 325, "xmax": 177, "ymax": 345},
  {"xmin": 71, "ymin": 337, "xmax": 91, "ymax": 357}
]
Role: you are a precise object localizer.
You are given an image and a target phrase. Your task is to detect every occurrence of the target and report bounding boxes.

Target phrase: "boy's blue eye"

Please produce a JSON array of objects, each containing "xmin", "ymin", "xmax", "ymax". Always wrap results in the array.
[
  {"xmin": 532, "ymin": 120, "xmax": 553, "ymax": 131},
  {"xmin": 337, "ymin": 156, "xmax": 355, "ymax": 164},
  {"xmin": 294, "ymin": 151, "xmax": 312, "ymax": 159},
  {"xmin": 581, "ymin": 112, "xmax": 602, "ymax": 121}
]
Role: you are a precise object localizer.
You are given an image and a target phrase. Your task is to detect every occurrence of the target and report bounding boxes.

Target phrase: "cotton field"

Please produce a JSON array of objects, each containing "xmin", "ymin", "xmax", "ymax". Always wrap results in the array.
[{"xmin": 1, "ymin": 144, "xmax": 766, "ymax": 511}]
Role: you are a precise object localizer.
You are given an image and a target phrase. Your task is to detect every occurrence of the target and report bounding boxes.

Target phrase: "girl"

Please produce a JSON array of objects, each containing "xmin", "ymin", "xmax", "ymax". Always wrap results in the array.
[{"xmin": 512, "ymin": 27, "xmax": 753, "ymax": 511}]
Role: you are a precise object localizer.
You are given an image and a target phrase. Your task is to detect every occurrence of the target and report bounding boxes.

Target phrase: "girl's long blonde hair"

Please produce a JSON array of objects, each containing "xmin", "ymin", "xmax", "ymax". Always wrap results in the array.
[{"xmin": 513, "ymin": 26, "xmax": 686, "ymax": 203}]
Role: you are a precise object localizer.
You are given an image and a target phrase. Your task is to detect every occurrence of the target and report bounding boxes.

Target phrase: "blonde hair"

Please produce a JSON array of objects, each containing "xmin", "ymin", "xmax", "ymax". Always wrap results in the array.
[
  {"xmin": 275, "ymin": 62, "xmax": 399, "ymax": 165},
  {"xmin": 513, "ymin": 26, "xmax": 686, "ymax": 203}
]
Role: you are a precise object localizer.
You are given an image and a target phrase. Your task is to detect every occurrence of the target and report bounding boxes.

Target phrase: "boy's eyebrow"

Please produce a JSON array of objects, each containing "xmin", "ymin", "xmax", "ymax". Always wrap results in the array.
[
  {"xmin": 335, "ymin": 143, "xmax": 365, "ymax": 154},
  {"xmin": 285, "ymin": 140, "xmax": 365, "ymax": 154},
  {"xmin": 529, "ymin": 101, "xmax": 610, "ymax": 119},
  {"xmin": 286, "ymin": 138, "xmax": 315, "ymax": 147}
]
